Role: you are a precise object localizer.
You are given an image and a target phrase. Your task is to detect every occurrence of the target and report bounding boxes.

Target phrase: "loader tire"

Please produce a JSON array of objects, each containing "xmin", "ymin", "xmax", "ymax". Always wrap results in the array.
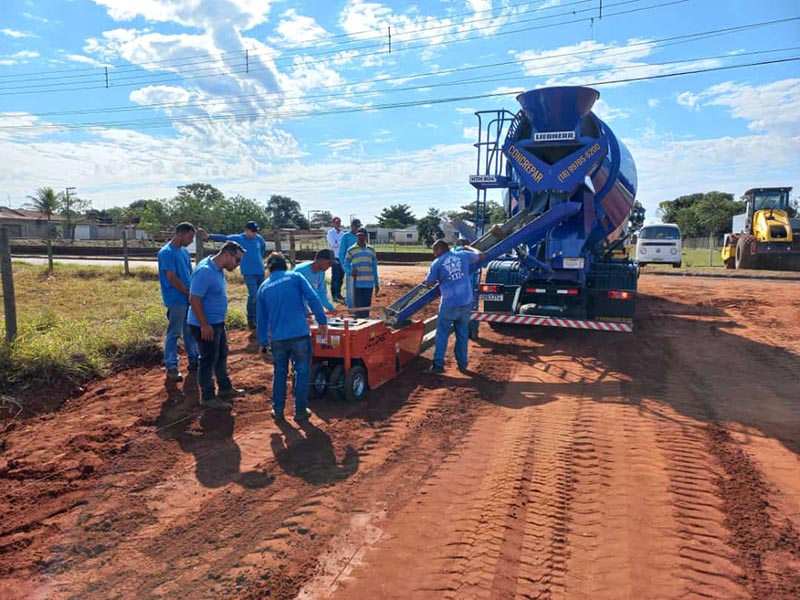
[
  {"xmin": 735, "ymin": 234, "xmax": 757, "ymax": 270},
  {"xmin": 724, "ymin": 257, "xmax": 735, "ymax": 270}
]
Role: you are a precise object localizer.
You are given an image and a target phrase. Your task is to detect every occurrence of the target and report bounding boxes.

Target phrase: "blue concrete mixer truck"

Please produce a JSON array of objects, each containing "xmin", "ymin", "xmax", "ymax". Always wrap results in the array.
[{"xmin": 385, "ymin": 85, "xmax": 640, "ymax": 333}]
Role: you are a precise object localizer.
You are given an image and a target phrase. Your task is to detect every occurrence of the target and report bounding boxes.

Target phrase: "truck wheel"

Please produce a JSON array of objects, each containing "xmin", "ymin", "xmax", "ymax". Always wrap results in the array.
[
  {"xmin": 672, "ymin": 261, "xmax": 682, "ymax": 269},
  {"xmin": 345, "ymin": 365, "xmax": 368, "ymax": 402},
  {"xmin": 723, "ymin": 257, "xmax": 735, "ymax": 269},
  {"xmin": 328, "ymin": 365, "xmax": 345, "ymax": 401},
  {"xmin": 735, "ymin": 234, "xmax": 757, "ymax": 269},
  {"xmin": 309, "ymin": 363, "xmax": 328, "ymax": 399}
]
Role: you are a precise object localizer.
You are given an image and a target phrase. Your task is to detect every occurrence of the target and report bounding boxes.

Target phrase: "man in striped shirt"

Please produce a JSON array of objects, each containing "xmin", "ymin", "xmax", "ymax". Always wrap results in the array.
[{"xmin": 343, "ymin": 228, "xmax": 379, "ymax": 318}]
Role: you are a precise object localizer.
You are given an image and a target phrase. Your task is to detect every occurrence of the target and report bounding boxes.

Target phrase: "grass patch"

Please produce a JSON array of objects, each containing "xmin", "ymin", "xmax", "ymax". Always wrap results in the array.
[{"xmin": 0, "ymin": 262, "xmax": 249, "ymax": 410}]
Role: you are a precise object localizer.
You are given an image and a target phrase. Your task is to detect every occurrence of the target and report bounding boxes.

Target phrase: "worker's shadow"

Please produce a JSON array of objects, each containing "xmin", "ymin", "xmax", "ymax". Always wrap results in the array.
[
  {"xmin": 270, "ymin": 420, "xmax": 359, "ymax": 485},
  {"xmin": 174, "ymin": 410, "xmax": 272, "ymax": 490}
]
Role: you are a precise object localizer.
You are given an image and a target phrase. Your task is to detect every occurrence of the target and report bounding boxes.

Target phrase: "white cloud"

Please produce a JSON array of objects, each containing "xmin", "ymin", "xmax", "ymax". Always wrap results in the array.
[
  {"xmin": 11, "ymin": 50, "xmax": 40, "ymax": 59},
  {"xmin": 647, "ymin": 98, "xmax": 660, "ymax": 108},
  {"xmin": 629, "ymin": 78, "xmax": 800, "ymax": 214},
  {"xmin": 1, "ymin": 28, "xmax": 36, "ymax": 38},
  {"xmin": 698, "ymin": 79, "xmax": 800, "ymax": 134},
  {"xmin": 676, "ymin": 91, "xmax": 700, "ymax": 110},
  {"xmin": 462, "ymin": 125, "xmax": 478, "ymax": 140},
  {"xmin": 593, "ymin": 98, "xmax": 629, "ymax": 121},
  {"xmin": 272, "ymin": 9, "xmax": 328, "ymax": 47},
  {"xmin": 22, "ymin": 12, "xmax": 51, "ymax": 24},
  {"xmin": 91, "ymin": 0, "xmax": 275, "ymax": 30},
  {"xmin": 516, "ymin": 39, "xmax": 721, "ymax": 88},
  {"xmin": 65, "ymin": 54, "xmax": 109, "ymax": 67}
]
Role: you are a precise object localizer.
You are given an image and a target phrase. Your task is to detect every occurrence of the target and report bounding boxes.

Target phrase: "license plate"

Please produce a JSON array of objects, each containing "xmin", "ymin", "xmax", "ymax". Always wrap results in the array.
[
  {"xmin": 563, "ymin": 258, "xmax": 584, "ymax": 269},
  {"xmin": 480, "ymin": 293, "xmax": 504, "ymax": 302}
]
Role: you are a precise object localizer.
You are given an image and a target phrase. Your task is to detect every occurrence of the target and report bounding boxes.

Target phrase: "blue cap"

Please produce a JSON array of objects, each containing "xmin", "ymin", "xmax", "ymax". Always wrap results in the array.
[
  {"xmin": 245, "ymin": 221, "xmax": 260, "ymax": 232},
  {"xmin": 356, "ymin": 227, "xmax": 368, "ymax": 236}
]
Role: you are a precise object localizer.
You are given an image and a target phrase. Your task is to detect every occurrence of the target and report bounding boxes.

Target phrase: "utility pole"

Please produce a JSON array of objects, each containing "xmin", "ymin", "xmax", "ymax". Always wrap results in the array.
[{"xmin": 64, "ymin": 187, "xmax": 77, "ymax": 240}]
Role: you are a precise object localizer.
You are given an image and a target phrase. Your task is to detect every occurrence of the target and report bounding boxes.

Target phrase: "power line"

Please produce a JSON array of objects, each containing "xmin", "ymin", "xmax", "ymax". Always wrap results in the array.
[
  {"xmin": 0, "ymin": 0, "xmax": 595, "ymax": 83},
  {"xmin": 3, "ymin": 55, "xmax": 795, "ymax": 132},
  {"xmin": 12, "ymin": 17, "xmax": 799, "ymax": 121},
  {"xmin": 0, "ymin": 0, "xmax": 680, "ymax": 95}
]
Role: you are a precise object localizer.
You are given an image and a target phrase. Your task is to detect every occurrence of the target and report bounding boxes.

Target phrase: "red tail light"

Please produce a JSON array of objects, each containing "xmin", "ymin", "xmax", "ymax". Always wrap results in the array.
[
  {"xmin": 608, "ymin": 290, "xmax": 634, "ymax": 300},
  {"xmin": 479, "ymin": 284, "xmax": 500, "ymax": 293}
]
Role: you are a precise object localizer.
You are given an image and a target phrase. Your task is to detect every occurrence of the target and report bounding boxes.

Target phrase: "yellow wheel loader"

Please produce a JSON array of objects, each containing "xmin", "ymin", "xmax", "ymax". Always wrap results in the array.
[{"xmin": 721, "ymin": 187, "xmax": 800, "ymax": 271}]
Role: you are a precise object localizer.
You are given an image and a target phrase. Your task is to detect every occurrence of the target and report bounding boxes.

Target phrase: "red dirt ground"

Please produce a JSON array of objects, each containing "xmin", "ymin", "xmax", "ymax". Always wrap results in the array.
[{"xmin": 1, "ymin": 267, "xmax": 798, "ymax": 599}]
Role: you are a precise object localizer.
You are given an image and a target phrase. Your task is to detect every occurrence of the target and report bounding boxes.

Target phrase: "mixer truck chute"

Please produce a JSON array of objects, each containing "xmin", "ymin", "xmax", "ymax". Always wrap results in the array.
[{"xmin": 384, "ymin": 85, "xmax": 639, "ymax": 332}]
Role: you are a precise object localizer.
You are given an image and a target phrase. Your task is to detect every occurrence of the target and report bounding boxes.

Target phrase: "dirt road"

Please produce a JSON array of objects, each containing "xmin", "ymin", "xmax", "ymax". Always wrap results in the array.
[{"xmin": 1, "ymin": 268, "xmax": 798, "ymax": 599}]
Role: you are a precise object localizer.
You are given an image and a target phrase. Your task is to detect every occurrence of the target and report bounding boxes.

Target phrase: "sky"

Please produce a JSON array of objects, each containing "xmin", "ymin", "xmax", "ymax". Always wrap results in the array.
[{"xmin": 0, "ymin": 0, "xmax": 798, "ymax": 225}]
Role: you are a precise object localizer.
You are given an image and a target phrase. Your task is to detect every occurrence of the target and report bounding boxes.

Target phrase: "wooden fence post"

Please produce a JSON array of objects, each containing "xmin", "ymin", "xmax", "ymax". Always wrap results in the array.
[
  {"xmin": 273, "ymin": 229, "xmax": 282, "ymax": 254},
  {"xmin": 46, "ymin": 234, "xmax": 54, "ymax": 274},
  {"xmin": 289, "ymin": 231, "xmax": 296, "ymax": 266},
  {"xmin": 122, "ymin": 229, "xmax": 130, "ymax": 276},
  {"xmin": 0, "ymin": 227, "xmax": 18, "ymax": 344},
  {"xmin": 708, "ymin": 232, "xmax": 713, "ymax": 267},
  {"xmin": 194, "ymin": 233, "xmax": 203, "ymax": 267}
]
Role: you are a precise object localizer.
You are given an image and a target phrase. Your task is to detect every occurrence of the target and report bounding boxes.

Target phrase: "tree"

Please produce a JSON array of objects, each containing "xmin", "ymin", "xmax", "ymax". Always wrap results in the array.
[
  {"xmin": 448, "ymin": 200, "xmax": 507, "ymax": 228},
  {"xmin": 309, "ymin": 210, "xmax": 333, "ymax": 229},
  {"xmin": 266, "ymin": 194, "xmax": 308, "ymax": 229},
  {"xmin": 217, "ymin": 195, "xmax": 271, "ymax": 233},
  {"xmin": 169, "ymin": 183, "xmax": 226, "ymax": 229},
  {"xmin": 377, "ymin": 204, "xmax": 416, "ymax": 227},
  {"xmin": 59, "ymin": 191, "xmax": 90, "ymax": 240},
  {"xmin": 25, "ymin": 187, "xmax": 60, "ymax": 237},
  {"xmin": 658, "ymin": 191, "xmax": 743, "ymax": 238},
  {"xmin": 417, "ymin": 208, "xmax": 445, "ymax": 246}
]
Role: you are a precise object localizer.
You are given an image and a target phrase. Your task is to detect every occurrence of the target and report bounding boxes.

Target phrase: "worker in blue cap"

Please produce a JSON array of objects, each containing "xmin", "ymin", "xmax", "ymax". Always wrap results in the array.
[{"xmin": 199, "ymin": 221, "xmax": 267, "ymax": 328}]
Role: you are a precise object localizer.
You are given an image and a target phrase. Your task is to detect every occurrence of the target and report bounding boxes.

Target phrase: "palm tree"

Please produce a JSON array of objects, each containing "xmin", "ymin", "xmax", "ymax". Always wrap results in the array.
[
  {"xmin": 26, "ymin": 187, "xmax": 61, "ymax": 273},
  {"xmin": 26, "ymin": 187, "xmax": 61, "ymax": 236}
]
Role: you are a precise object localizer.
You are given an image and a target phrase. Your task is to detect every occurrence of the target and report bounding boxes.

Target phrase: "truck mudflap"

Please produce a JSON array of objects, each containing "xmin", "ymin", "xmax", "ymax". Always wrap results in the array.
[{"xmin": 471, "ymin": 311, "xmax": 633, "ymax": 332}]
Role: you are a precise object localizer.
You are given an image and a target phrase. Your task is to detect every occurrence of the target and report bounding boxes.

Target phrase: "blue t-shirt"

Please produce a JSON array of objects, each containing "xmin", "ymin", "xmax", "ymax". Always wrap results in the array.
[
  {"xmin": 339, "ymin": 231, "xmax": 357, "ymax": 264},
  {"xmin": 187, "ymin": 257, "xmax": 228, "ymax": 326},
  {"xmin": 157, "ymin": 242, "xmax": 193, "ymax": 306},
  {"xmin": 425, "ymin": 250, "xmax": 481, "ymax": 309},
  {"xmin": 453, "ymin": 245, "xmax": 480, "ymax": 287},
  {"xmin": 293, "ymin": 261, "xmax": 334, "ymax": 311},
  {"xmin": 257, "ymin": 271, "xmax": 328, "ymax": 345},
  {"xmin": 208, "ymin": 232, "xmax": 266, "ymax": 276}
]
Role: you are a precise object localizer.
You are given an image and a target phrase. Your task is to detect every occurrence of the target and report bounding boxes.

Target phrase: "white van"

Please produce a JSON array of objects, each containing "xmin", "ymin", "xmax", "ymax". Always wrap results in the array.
[{"xmin": 636, "ymin": 224, "xmax": 682, "ymax": 268}]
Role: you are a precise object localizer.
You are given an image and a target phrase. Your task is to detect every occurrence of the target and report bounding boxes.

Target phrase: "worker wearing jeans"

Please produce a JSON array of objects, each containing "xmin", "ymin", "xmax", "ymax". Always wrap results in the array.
[
  {"xmin": 257, "ymin": 252, "xmax": 328, "ymax": 421},
  {"xmin": 202, "ymin": 221, "xmax": 267, "ymax": 328},
  {"xmin": 158, "ymin": 222, "xmax": 200, "ymax": 381},
  {"xmin": 424, "ymin": 239, "xmax": 484, "ymax": 374}
]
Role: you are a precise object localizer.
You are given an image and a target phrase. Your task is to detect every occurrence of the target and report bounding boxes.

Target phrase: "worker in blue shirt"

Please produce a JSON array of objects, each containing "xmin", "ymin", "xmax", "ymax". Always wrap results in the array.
[
  {"xmin": 293, "ymin": 249, "xmax": 337, "ymax": 314},
  {"xmin": 338, "ymin": 218, "xmax": 361, "ymax": 308},
  {"xmin": 453, "ymin": 234, "xmax": 481, "ymax": 339},
  {"xmin": 188, "ymin": 241, "xmax": 247, "ymax": 411},
  {"xmin": 343, "ymin": 227, "xmax": 379, "ymax": 318},
  {"xmin": 424, "ymin": 238, "xmax": 485, "ymax": 374},
  {"xmin": 200, "ymin": 221, "xmax": 266, "ymax": 329},
  {"xmin": 157, "ymin": 222, "xmax": 200, "ymax": 382},
  {"xmin": 257, "ymin": 252, "xmax": 328, "ymax": 421}
]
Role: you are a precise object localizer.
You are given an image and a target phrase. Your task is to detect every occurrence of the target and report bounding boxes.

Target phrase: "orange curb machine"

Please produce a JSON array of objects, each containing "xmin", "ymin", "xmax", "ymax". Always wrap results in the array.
[{"xmin": 308, "ymin": 317, "xmax": 425, "ymax": 402}]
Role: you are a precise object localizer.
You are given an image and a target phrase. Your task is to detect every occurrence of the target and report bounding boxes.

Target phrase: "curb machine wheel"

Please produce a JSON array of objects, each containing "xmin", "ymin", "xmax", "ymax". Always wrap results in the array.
[
  {"xmin": 328, "ymin": 364, "xmax": 368, "ymax": 402},
  {"xmin": 735, "ymin": 234, "xmax": 757, "ymax": 269},
  {"xmin": 308, "ymin": 363, "xmax": 328, "ymax": 399},
  {"xmin": 328, "ymin": 365, "xmax": 345, "ymax": 400},
  {"xmin": 344, "ymin": 365, "xmax": 368, "ymax": 402}
]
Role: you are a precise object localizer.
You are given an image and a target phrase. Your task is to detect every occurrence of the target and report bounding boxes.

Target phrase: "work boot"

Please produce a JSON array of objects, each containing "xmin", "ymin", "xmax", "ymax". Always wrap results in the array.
[
  {"xmin": 166, "ymin": 368, "xmax": 184, "ymax": 382},
  {"xmin": 270, "ymin": 409, "xmax": 284, "ymax": 421},
  {"xmin": 294, "ymin": 408, "xmax": 312, "ymax": 421},
  {"xmin": 457, "ymin": 364, "xmax": 470, "ymax": 375},
  {"xmin": 200, "ymin": 397, "xmax": 232, "ymax": 411},
  {"xmin": 426, "ymin": 364, "xmax": 444, "ymax": 374},
  {"xmin": 218, "ymin": 387, "xmax": 246, "ymax": 400}
]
